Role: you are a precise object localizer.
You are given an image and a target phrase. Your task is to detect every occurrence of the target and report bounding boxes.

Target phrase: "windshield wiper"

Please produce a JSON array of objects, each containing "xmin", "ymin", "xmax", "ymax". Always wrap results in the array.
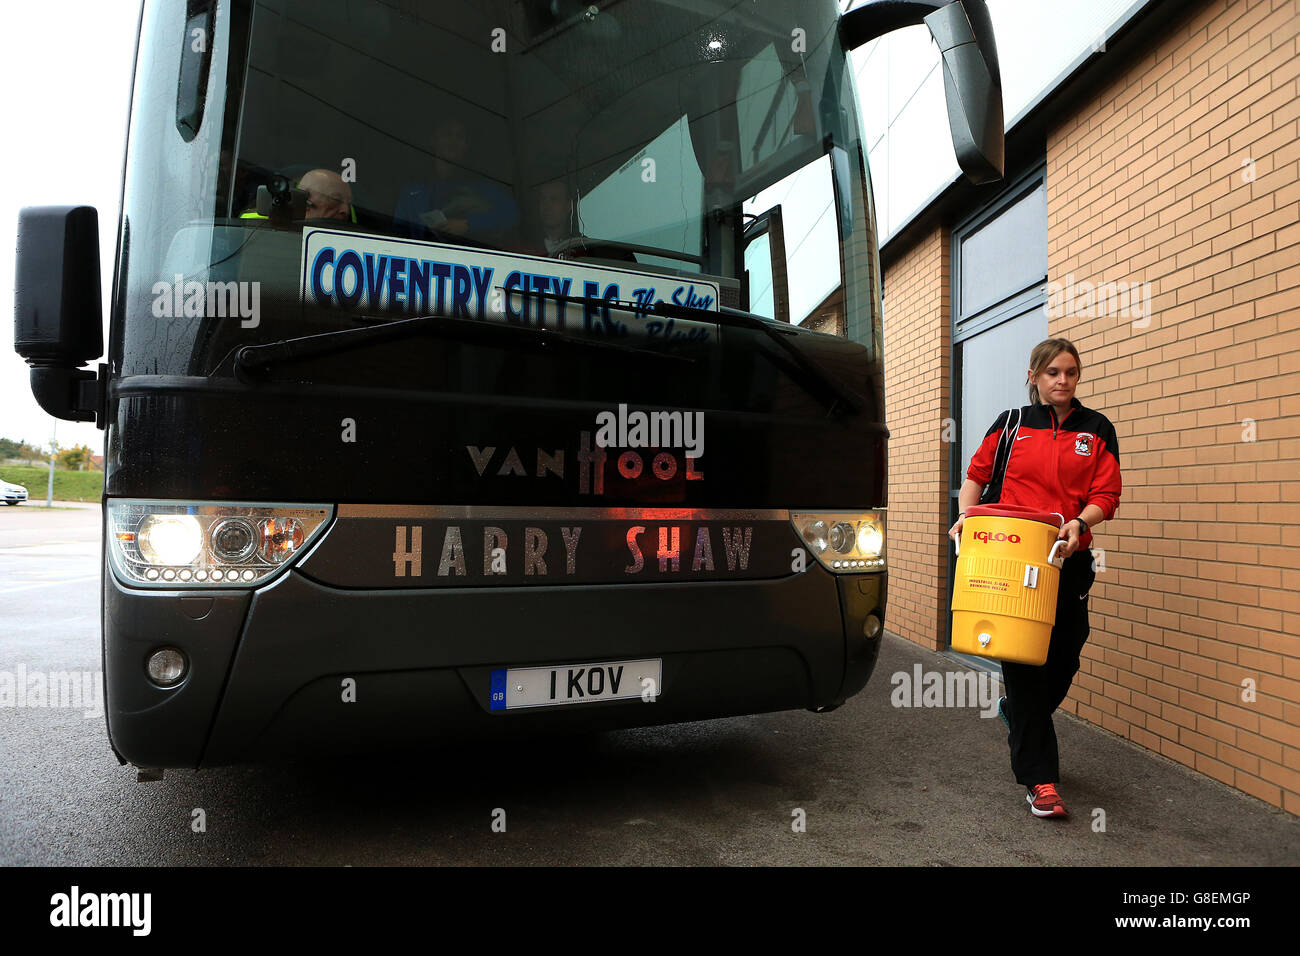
[
  {"xmin": 231, "ymin": 310, "xmax": 696, "ymax": 379},
  {"xmin": 231, "ymin": 296, "xmax": 861, "ymax": 417},
  {"xmin": 549, "ymin": 235, "xmax": 703, "ymax": 267},
  {"xmin": 503, "ymin": 289, "xmax": 863, "ymax": 417}
]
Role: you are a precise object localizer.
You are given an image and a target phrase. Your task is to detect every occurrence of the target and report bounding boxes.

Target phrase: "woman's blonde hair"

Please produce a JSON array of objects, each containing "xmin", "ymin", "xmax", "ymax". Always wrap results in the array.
[{"xmin": 1026, "ymin": 338, "xmax": 1082, "ymax": 404}]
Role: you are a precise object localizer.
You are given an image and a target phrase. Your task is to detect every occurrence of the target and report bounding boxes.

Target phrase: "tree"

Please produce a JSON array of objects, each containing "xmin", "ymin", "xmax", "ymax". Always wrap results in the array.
[
  {"xmin": 57, "ymin": 444, "xmax": 94, "ymax": 471},
  {"xmin": 0, "ymin": 438, "xmax": 23, "ymax": 459},
  {"xmin": 17, "ymin": 443, "xmax": 44, "ymax": 465}
]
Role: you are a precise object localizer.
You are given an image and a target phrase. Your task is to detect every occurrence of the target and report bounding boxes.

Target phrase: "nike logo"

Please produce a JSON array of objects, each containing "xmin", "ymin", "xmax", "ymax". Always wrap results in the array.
[{"xmin": 1016, "ymin": 436, "xmax": 1031, "ymax": 441}]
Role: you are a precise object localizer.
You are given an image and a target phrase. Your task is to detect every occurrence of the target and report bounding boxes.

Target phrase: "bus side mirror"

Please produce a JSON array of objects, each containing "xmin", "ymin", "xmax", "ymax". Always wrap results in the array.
[
  {"xmin": 840, "ymin": 0, "xmax": 1004, "ymax": 184},
  {"xmin": 13, "ymin": 205, "xmax": 105, "ymax": 424}
]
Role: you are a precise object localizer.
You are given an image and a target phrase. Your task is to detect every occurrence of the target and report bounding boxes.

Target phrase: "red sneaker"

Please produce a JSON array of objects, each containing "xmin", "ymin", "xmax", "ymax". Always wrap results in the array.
[{"xmin": 1026, "ymin": 783, "xmax": 1068, "ymax": 818}]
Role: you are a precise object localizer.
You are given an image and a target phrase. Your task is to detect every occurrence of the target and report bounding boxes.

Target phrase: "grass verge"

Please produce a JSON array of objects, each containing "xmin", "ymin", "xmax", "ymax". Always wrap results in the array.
[{"xmin": 0, "ymin": 466, "xmax": 103, "ymax": 502}]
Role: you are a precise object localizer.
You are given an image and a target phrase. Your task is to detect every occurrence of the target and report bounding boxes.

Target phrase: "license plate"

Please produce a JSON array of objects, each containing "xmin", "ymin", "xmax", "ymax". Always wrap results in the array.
[{"xmin": 489, "ymin": 658, "xmax": 662, "ymax": 711}]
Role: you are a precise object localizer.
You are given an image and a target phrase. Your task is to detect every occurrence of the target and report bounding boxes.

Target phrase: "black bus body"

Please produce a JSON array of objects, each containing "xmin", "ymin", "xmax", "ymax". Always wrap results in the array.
[{"xmin": 15, "ymin": 0, "xmax": 1002, "ymax": 768}]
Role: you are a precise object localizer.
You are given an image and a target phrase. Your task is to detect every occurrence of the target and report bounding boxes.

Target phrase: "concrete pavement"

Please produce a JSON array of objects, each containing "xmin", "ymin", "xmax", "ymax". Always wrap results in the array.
[{"xmin": 1, "ymin": 504, "xmax": 1296, "ymax": 865}]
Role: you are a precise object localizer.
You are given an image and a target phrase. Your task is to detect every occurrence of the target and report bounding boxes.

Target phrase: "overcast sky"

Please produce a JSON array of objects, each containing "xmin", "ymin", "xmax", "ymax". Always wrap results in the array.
[{"xmin": 0, "ymin": 1, "xmax": 138, "ymax": 455}]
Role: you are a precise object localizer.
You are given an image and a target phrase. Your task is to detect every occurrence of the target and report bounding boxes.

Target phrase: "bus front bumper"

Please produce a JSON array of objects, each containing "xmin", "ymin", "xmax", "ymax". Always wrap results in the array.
[{"xmin": 103, "ymin": 565, "xmax": 885, "ymax": 768}]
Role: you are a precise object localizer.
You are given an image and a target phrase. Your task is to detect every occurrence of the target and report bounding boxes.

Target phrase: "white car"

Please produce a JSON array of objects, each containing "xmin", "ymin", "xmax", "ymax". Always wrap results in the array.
[{"xmin": 1, "ymin": 478, "xmax": 29, "ymax": 505}]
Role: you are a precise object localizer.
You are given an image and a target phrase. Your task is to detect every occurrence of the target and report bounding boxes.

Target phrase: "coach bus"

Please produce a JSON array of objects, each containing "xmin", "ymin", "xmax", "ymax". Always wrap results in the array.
[{"xmin": 14, "ymin": 0, "xmax": 1002, "ymax": 768}]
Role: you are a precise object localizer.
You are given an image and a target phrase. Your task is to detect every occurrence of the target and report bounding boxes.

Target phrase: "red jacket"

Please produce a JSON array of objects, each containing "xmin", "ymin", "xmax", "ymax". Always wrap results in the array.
[{"xmin": 966, "ymin": 398, "xmax": 1121, "ymax": 549}]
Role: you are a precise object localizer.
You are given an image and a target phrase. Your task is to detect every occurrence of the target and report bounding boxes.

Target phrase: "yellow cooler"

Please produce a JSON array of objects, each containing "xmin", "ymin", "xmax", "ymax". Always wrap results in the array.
[{"xmin": 951, "ymin": 504, "xmax": 1067, "ymax": 665}]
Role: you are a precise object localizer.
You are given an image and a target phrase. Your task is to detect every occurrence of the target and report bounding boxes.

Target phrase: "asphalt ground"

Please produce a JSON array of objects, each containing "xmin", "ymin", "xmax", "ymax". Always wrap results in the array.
[{"xmin": 1, "ymin": 504, "xmax": 1297, "ymax": 866}]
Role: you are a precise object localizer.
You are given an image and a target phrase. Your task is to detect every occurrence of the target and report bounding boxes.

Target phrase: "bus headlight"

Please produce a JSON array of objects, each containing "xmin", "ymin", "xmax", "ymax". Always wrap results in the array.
[
  {"xmin": 791, "ymin": 510, "xmax": 886, "ymax": 572},
  {"xmin": 857, "ymin": 517, "xmax": 884, "ymax": 557},
  {"xmin": 801, "ymin": 519, "xmax": 829, "ymax": 552},
  {"xmin": 209, "ymin": 517, "xmax": 259, "ymax": 563},
  {"xmin": 257, "ymin": 517, "xmax": 305, "ymax": 563},
  {"xmin": 138, "ymin": 515, "xmax": 203, "ymax": 566},
  {"xmin": 108, "ymin": 500, "xmax": 332, "ymax": 588},
  {"xmin": 829, "ymin": 521, "xmax": 856, "ymax": 554}
]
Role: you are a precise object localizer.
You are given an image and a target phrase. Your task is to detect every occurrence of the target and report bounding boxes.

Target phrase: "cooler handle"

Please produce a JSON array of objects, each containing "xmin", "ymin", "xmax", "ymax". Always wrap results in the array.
[{"xmin": 1048, "ymin": 513, "xmax": 1068, "ymax": 566}]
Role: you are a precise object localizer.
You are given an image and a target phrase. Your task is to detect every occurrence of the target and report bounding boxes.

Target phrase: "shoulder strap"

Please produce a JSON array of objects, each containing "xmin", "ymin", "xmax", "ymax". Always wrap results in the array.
[
  {"xmin": 994, "ymin": 406, "xmax": 1020, "ymax": 478},
  {"xmin": 979, "ymin": 407, "xmax": 1020, "ymax": 505}
]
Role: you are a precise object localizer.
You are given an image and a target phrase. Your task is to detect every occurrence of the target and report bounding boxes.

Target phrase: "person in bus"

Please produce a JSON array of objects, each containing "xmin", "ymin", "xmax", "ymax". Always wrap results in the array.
[
  {"xmin": 395, "ymin": 117, "xmax": 519, "ymax": 244},
  {"xmin": 522, "ymin": 178, "xmax": 635, "ymax": 262},
  {"xmin": 238, "ymin": 168, "xmax": 354, "ymax": 222},
  {"xmin": 948, "ymin": 338, "xmax": 1122, "ymax": 819},
  {"xmin": 534, "ymin": 178, "xmax": 580, "ymax": 255},
  {"xmin": 298, "ymin": 168, "xmax": 354, "ymax": 221}
]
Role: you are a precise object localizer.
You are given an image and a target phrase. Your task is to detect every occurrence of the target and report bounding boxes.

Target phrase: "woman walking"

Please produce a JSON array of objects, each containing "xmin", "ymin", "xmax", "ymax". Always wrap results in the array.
[{"xmin": 949, "ymin": 338, "xmax": 1122, "ymax": 818}]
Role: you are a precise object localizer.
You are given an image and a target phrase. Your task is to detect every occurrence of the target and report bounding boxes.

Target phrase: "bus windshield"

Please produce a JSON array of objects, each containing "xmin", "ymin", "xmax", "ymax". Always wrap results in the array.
[{"xmin": 113, "ymin": 0, "xmax": 880, "ymax": 385}]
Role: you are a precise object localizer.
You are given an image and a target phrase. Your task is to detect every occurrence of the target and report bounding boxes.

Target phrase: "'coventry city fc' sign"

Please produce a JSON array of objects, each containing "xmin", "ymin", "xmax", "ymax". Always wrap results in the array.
[{"xmin": 299, "ymin": 228, "xmax": 720, "ymax": 340}]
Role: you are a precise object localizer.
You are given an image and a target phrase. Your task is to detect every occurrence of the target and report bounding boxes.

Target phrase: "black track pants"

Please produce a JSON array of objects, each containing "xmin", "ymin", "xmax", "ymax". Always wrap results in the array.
[{"xmin": 999, "ymin": 549, "xmax": 1098, "ymax": 787}]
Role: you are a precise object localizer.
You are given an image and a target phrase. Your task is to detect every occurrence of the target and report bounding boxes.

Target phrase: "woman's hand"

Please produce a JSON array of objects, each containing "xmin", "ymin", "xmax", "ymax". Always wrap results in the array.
[
  {"xmin": 1056, "ymin": 519, "xmax": 1082, "ymax": 558},
  {"xmin": 948, "ymin": 514, "xmax": 965, "ymax": 547}
]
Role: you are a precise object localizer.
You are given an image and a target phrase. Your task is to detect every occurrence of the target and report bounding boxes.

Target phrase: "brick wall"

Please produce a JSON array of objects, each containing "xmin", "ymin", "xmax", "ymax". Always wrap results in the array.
[
  {"xmin": 881, "ymin": 226, "xmax": 950, "ymax": 651},
  {"xmin": 877, "ymin": 0, "xmax": 1298, "ymax": 814},
  {"xmin": 1046, "ymin": 0, "xmax": 1299, "ymax": 813}
]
